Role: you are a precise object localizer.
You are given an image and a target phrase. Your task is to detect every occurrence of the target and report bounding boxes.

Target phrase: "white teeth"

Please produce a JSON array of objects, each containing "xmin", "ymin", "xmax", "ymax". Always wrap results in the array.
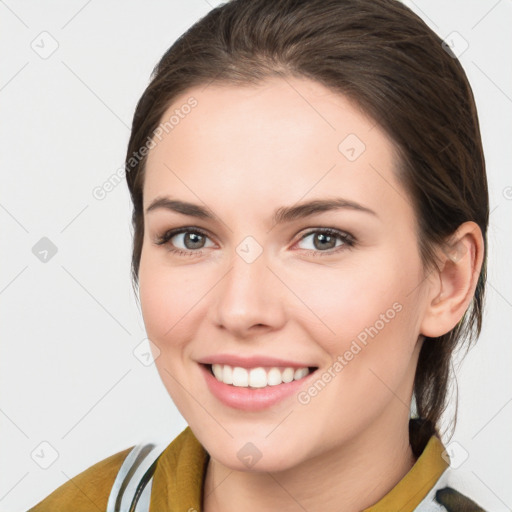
[
  {"xmin": 267, "ymin": 367, "xmax": 282, "ymax": 386},
  {"xmin": 294, "ymin": 368, "xmax": 309, "ymax": 380},
  {"xmin": 209, "ymin": 364, "xmax": 312, "ymax": 388},
  {"xmin": 248, "ymin": 367, "xmax": 267, "ymax": 388},
  {"xmin": 212, "ymin": 364, "xmax": 223, "ymax": 381},
  {"xmin": 232, "ymin": 367, "xmax": 249, "ymax": 387},
  {"xmin": 223, "ymin": 365, "xmax": 233, "ymax": 385},
  {"xmin": 281, "ymin": 367, "xmax": 294, "ymax": 383}
]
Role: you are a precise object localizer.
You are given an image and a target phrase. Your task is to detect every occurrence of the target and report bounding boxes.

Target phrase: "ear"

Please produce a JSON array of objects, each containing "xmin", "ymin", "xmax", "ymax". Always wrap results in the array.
[{"xmin": 420, "ymin": 221, "xmax": 484, "ymax": 338}]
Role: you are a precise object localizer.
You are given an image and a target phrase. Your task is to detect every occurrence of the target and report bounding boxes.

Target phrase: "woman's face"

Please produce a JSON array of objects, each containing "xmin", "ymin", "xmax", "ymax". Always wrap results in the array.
[{"xmin": 139, "ymin": 76, "xmax": 432, "ymax": 471}]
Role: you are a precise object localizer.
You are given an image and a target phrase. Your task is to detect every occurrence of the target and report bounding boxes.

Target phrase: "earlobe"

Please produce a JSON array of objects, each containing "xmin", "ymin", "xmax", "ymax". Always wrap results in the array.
[{"xmin": 420, "ymin": 221, "xmax": 484, "ymax": 338}]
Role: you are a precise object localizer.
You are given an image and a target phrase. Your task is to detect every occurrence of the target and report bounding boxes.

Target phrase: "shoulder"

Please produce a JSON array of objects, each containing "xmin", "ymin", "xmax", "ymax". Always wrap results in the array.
[
  {"xmin": 27, "ymin": 427, "xmax": 206, "ymax": 512},
  {"xmin": 150, "ymin": 427, "xmax": 209, "ymax": 511},
  {"xmin": 27, "ymin": 446, "xmax": 134, "ymax": 512},
  {"xmin": 416, "ymin": 467, "xmax": 489, "ymax": 511}
]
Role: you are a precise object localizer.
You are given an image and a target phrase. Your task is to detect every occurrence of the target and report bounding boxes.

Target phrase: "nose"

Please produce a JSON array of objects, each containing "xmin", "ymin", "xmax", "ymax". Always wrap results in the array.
[{"xmin": 210, "ymin": 244, "xmax": 287, "ymax": 339}]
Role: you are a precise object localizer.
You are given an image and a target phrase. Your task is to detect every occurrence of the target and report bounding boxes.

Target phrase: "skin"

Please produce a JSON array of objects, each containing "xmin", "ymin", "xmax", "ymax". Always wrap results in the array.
[{"xmin": 138, "ymin": 76, "xmax": 484, "ymax": 512}]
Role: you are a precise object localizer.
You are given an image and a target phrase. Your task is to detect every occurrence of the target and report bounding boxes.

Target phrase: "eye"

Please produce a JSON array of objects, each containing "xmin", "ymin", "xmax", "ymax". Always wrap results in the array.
[
  {"xmin": 154, "ymin": 227, "xmax": 215, "ymax": 255},
  {"xmin": 154, "ymin": 226, "xmax": 356, "ymax": 257},
  {"xmin": 295, "ymin": 228, "xmax": 355, "ymax": 255}
]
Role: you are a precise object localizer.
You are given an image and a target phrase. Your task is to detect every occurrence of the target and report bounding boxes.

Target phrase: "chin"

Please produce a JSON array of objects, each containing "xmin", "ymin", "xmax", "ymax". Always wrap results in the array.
[{"xmin": 213, "ymin": 448, "xmax": 301, "ymax": 473}]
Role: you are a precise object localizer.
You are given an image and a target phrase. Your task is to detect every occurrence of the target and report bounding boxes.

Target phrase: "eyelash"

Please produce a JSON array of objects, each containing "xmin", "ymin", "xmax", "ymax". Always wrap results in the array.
[{"xmin": 154, "ymin": 226, "xmax": 356, "ymax": 257}]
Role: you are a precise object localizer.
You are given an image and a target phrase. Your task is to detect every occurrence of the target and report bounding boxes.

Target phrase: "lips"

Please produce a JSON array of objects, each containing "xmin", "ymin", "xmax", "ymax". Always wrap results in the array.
[
  {"xmin": 199, "ymin": 362, "xmax": 318, "ymax": 411},
  {"xmin": 196, "ymin": 354, "xmax": 318, "ymax": 410}
]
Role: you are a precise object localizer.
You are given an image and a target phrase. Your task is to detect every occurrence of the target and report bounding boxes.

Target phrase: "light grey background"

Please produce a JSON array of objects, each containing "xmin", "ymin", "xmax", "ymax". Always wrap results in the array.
[{"xmin": 1, "ymin": 1, "xmax": 511, "ymax": 511}]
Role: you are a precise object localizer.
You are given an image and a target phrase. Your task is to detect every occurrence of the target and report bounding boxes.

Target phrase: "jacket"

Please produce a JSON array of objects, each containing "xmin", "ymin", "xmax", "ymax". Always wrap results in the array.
[{"xmin": 27, "ymin": 425, "xmax": 487, "ymax": 511}]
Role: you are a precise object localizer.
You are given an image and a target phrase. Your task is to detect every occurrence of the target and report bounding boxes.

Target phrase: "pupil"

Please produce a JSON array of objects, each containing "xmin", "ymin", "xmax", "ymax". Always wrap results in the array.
[
  {"xmin": 186, "ymin": 232, "xmax": 204, "ymax": 249},
  {"xmin": 315, "ymin": 233, "xmax": 334, "ymax": 250}
]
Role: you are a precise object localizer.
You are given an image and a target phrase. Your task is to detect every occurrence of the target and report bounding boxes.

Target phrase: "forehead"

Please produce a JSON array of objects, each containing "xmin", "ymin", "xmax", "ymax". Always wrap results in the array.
[{"xmin": 143, "ymin": 76, "xmax": 410, "ymax": 223}]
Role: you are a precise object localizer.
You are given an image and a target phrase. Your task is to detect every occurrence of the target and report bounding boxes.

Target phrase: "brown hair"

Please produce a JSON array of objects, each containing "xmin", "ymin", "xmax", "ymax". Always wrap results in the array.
[{"xmin": 124, "ymin": 0, "xmax": 488, "ymax": 456}]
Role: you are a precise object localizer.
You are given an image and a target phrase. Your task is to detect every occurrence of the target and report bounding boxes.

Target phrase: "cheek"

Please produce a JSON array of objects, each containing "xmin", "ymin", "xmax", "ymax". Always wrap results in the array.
[
  {"xmin": 138, "ymin": 253, "xmax": 205, "ymax": 409},
  {"xmin": 290, "ymin": 256, "xmax": 420, "ymax": 346},
  {"xmin": 291, "ymin": 266, "xmax": 422, "ymax": 441},
  {"xmin": 138, "ymin": 252, "xmax": 228, "ymax": 373},
  {"xmin": 288, "ymin": 248, "xmax": 425, "ymax": 411},
  {"xmin": 138, "ymin": 249, "xmax": 200, "ymax": 349}
]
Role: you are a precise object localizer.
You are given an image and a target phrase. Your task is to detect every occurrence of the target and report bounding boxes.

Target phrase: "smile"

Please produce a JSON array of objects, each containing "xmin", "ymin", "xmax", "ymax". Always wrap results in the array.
[{"xmin": 209, "ymin": 363, "xmax": 315, "ymax": 388}]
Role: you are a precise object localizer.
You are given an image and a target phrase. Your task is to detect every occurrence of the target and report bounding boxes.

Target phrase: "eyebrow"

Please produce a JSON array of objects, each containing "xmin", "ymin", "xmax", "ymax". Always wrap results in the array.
[{"xmin": 145, "ymin": 196, "xmax": 377, "ymax": 224}]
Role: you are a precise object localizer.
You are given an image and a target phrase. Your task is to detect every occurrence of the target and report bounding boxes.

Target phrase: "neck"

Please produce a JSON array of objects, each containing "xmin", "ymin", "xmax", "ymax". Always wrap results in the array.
[{"xmin": 203, "ymin": 415, "xmax": 417, "ymax": 512}]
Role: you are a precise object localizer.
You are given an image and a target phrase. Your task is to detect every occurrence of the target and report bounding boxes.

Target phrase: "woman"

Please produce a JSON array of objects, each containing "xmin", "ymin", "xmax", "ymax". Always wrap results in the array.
[{"xmin": 28, "ymin": 0, "xmax": 489, "ymax": 510}]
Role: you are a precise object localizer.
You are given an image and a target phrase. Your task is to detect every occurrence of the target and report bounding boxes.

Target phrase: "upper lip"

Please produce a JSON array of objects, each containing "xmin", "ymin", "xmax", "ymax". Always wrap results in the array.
[{"xmin": 197, "ymin": 354, "xmax": 317, "ymax": 369}]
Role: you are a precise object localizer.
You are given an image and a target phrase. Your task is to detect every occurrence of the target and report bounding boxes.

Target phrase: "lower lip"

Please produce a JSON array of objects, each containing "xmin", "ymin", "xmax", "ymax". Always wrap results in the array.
[{"xmin": 199, "ymin": 364, "xmax": 316, "ymax": 411}]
